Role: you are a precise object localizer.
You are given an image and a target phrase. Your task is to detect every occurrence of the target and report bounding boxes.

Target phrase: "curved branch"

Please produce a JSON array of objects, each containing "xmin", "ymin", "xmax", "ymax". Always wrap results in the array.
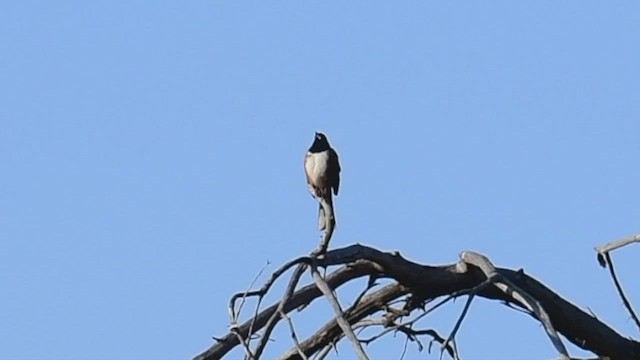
[
  {"xmin": 459, "ymin": 251, "xmax": 569, "ymax": 359},
  {"xmin": 595, "ymin": 233, "xmax": 640, "ymax": 332},
  {"xmin": 604, "ymin": 253, "xmax": 640, "ymax": 332},
  {"xmin": 194, "ymin": 261, "xmax": 378, "ymax": 360},
  {"xmin": 279, "ymin": 283, "xmax": 409, "ymax": 360},
  {"xmin": 194, "ymin": 244, "xmax": 640, "ymax": 360}
]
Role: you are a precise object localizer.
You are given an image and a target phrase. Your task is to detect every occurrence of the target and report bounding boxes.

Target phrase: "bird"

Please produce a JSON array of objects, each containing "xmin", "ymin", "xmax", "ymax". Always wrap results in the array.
[{"xmin": 304, "ymin": 132, "xmax": 341, "ymax": 230}]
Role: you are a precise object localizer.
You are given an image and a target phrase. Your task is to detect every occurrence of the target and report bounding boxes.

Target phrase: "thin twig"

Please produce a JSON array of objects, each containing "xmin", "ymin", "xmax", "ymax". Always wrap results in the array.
[
  {"xmin": 353, "ymin": 299, "xmax": 461, "ymax": 358},
  {"xmin": 451, "ymin": 338, "xmax": 460, "ymax": 360},
  {"xmin": 231, "ymin": 329, "xmax": 256, "ymax": 360},
  {"xmin": 436, "ymin": 278, "xmax": 494, "ymax": 356},
  {"xmin": 310, "ymin": 261, "xmax": 370, "ymax": 360},
  {"xmin": 311, "ymin": 342, "xmax": 336, "ymax": 360},
  {"xmin": 280, "ymin": 310, "xmax": 308, "ymax": 360},
  {"xmin": 358, "ymin": 318, "xmax": 457, "ymax": 359},
  {"xmin": 441, "ymin": 293, "xmax": 474, "ymax": 354},
  {"xmin": 604, "ymin": 253, "xmax": 640, "ymax": 332},
  {"xmin": 247, "ymin": 296, "xmax": 264, "ymax": 347},
  {"xmin": 253, "ymin": 264, "xmax": 308, "ymax": 359},
  {"xmin": 229, "ymin": 257, "xmax": 308, "ymax": 327},
  {"xmin": 227, "ymin": 264, "xmax": 273, "ymax": 360},
  {"xmin": 399, "ymin": 332, "xmax": 410, "ymax": 360},
  {"xmin": 403, "ymin": 328, "xmax": 457, "ymax": 359},
  {"xmin": 349, "ymin": 276, "xmax": 379, "ymax": 313},
  {"xmin": 235, "ymin": 261, "xmax": 271, "ymax": 324}
]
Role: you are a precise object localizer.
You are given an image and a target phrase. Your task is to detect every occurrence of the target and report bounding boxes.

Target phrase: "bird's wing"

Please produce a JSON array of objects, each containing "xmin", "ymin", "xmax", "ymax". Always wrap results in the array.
[{"xmin": 329, "ymin": 148, "xmax": 341, "ymax": 195}]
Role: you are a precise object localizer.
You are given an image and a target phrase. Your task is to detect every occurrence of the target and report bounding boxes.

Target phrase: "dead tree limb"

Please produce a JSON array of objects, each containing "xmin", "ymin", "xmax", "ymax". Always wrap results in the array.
[
  {"xmin": 459, "ymin": 251, "xmax": 569, "ymax": 359},
  {"xmin": 603, "ymin": 252, "xmax": 640, "ymax": 333},
  {"xmin": 310, "ymin": 261, "xmax": 370, "ymax": 359},
  {"xmin": 595, "ymin": 233, "xmax": 640, "ymax": 257},
  {"xmin": 194, "ymin": 244, "xmax": 640, "ymax": 360},
  {"xmin": 595, "ymin": 233, "xmax": 640, "ymax": 332},
  {"xmin": 278, "ymin": 310, "xmax": 307, "ymax": 360}
]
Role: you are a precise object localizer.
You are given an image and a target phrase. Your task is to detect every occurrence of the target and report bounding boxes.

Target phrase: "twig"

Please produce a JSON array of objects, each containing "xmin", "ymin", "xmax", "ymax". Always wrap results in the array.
[
  {"xmin": 441, "ymin": 293, "xmax": 474, "ymax": 355},
  {"xmin": 594, "ymin": 233, "xmax": 640, "ymax": 332},
  {"xmin": 229, "ymin": 257, "xmax": 308, "ymax": 326},
  {"xmin": 438, "ymin": 278, "xmax": 494, "ymax": 356},
  {"xmin": 310, "ymin": 261, "xmax": 370, "ymax": 360},
  {"xmin": 352, "ymin": 283, "xmax": 469, "ymax": 355},
  {"xmin": 349, "ymin": 276, "xmax": 379, "ymax": 312},
  {"xmin": 413, "ymin": 279, "xmax": 491, "ymax": 322},
  {"xmin": 230, "ymin": 328, "xmax": 256, "ymax": 360},
  {"xmin": 311, "ymin": 342, "xmax": 336, "ymax": 360},
  {"xmin": 353, "ymin": 299, "xmax": 461, "ymax": 358},
  {"xmin": 451, "ymin": 338, "xmax": 460, "ymax": 360},
  {"xmin": 235, "ymin": 261, "xmax": 271, "ymax": 324},
  {"xmin": 604, "ymin": 253, "xmax": 640, "ymax": 332},
  {"xmin": 199, "ymin": 261, "xmax": 376, "ymax": 360},
  {"xmin": 253, "ymin": 264, "xmax": 308, "ymax": 359},
  {"xmin": 399, "ymin": 331, "xmax": 410, "ymax": 360},
  {"xmin": 595, "ymin": 233, "xmax": 640, "ymax": 256},
  {"xmin": 399, "ymin": 325, "xmax": 425, "ymax": 352},
  {"xmin": 401, "ymin": 328, "xmax": 458, "ymax": 359},
  {"xmin": 226, "ymin": 262, "xmax": 273, "ymax": 359},
  {"xmin": 357, "ymin": 316, "xmax": 458, "ymax": 359},
  {"xmin": 280, "ymin": 310, "xmax": 308, "ymax": 360}
]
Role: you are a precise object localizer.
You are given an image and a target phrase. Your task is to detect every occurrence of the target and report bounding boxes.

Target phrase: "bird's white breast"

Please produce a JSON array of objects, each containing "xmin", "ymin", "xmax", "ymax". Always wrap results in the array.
[{"xmin": 305, "ymin": 151, "xmax": 329, "ymax": 184}]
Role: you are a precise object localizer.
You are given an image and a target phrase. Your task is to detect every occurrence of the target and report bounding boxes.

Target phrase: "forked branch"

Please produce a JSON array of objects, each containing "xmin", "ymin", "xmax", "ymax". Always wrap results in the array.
[
  {"xmin": 595, "ymin": 233, "xmax": 640, "ymax": 333},
  {"xmin": 194, "ymin": 244, "xmax": 640, "ymax": 360}
]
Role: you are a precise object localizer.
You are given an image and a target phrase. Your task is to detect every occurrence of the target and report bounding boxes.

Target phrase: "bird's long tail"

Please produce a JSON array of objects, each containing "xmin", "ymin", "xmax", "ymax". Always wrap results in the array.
[
  {"xmin": 317, "ymin": 203, "xmax": 325, "ymax": 230},
  {"xmin": 317, "ymin": 194, "xmax": 333, "ymax": 230}
]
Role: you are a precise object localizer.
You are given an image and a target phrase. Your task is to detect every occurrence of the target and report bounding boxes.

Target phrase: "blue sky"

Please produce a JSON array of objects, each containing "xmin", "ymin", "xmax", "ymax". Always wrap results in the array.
[{"xmin": 1, "ymin": 1, "xmax": 639, "ymax": 359}]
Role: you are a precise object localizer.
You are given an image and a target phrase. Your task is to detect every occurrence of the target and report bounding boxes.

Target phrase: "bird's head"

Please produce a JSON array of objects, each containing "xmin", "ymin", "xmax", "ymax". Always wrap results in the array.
[{"xmin": 309, "ymin": 132, "xmax": 330, "ymax": 152}]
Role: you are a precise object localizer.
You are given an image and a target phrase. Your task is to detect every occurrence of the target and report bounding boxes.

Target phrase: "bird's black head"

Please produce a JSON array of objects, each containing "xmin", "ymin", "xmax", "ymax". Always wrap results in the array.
[{"xmin": 308, "ymin": 132, "xmax": 331, "ymax": 153}]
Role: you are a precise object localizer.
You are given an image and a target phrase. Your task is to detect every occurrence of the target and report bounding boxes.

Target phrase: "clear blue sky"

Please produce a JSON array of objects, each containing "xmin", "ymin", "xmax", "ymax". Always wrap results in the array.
[{"xmin": 1, "ymin": 2, "xmax": 639, "ymax": 359}]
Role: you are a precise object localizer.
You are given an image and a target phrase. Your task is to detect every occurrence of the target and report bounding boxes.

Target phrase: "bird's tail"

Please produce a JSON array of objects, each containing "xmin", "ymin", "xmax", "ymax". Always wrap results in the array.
[
  {"xmin": 317, "ymin": 202, "xmax": 325, "ymax": 230},
  {"xmin": 317, "ymin": 194, "xmax": 333, "ymax": 230}
]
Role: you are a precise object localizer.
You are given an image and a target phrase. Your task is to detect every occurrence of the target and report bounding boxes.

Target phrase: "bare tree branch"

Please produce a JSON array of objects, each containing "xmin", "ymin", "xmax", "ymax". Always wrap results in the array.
[
  {"xmin": 459, "ymin": 251, "xmax": 569, "ymax": 360},
  {"xmin": 279, "ymin": 310, "xmax": 307, "ymax": 360},
  {"xmin": 194, "ymin": 244, "xmax": 640, "ymax": 360},
  {"xmin": 310, "ymin": 261, "xmax": 370, "ymax": 360},
  {"xmin": 252, "ymin": 264, "xmax": 308, "ymax": 359},
  {"xmin": 230, "ymin": 328, "xmax": 256, "ymax": 360},
  {"xmin": 595, "ymin": 233, "xmax": 640, "ymax": 257},
  {"xmin": 441, "ymin": 291, "xmax": 475, "ymax": 355},
  {"xmin": 195, "ymin": 261, "xmax": 377, "ymax": 360},
  {"xmin": 229, "ymin": 257, "xmax": 307, "ymax": 327},
  {"xmin": 603, "ymin": 253, "xmax": 640, "ymax": 332},
  {"xmin": 594, "ymin": 233, "xmax": 640, "ymax": 333},
  {"xmin": 280, "ymin": 282, "xmax": 409, "ymax": 360}
]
